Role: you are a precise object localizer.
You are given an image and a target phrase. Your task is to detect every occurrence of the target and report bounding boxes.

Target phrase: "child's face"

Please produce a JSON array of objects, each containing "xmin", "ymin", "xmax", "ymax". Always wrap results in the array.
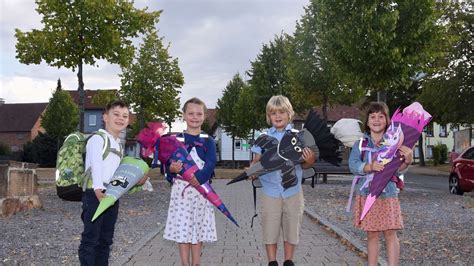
[
  {"xmin": 269, "ymin": 108, "xmax": 290, "ymax": 130},
  {"xmin": 183, "ymin": 103, "xmax": 205, "ymax": 130},
  {"xmin": 367, "ymin": 111, "xmax": 387, "ymax": 134},
  {"xmin": 103, "ymin": 106, "xmax": 130, "ymax": 134}
]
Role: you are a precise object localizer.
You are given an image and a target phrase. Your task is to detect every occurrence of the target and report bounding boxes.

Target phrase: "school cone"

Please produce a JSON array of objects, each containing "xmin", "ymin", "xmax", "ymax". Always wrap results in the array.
[{"xmin": 92, "ymin": 157, "xmax": 149, "ymax": 222}]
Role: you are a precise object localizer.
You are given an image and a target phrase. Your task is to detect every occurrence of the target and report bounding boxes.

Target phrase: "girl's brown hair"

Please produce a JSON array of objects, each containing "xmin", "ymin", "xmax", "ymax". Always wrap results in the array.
[
  {"xmin": 182, "ymin": 97, "xmax": 207, "ymax": 113},
  {"xmin": 364, "ymin": 102, "xmax": 390, "ymax": 133}
]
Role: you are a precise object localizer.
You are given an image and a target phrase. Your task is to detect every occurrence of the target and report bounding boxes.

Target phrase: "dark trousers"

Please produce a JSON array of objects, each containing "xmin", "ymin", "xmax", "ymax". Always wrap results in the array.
[{"xmin": 78, "ymin": 189, "xmax": 119, "ymax": 266}]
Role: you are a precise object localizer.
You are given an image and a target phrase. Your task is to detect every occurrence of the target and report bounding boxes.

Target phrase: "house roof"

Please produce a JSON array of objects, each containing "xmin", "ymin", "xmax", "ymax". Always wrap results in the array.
[{"xmin": 0, "ymin": 103, "xmax": 48, "ymax": 132}]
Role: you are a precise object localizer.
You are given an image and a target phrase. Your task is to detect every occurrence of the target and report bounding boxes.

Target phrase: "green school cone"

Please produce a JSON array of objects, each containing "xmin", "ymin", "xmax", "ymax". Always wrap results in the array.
[{"xmin": 91, "ymin": 157, "xmax": 149, "ymax": 222}]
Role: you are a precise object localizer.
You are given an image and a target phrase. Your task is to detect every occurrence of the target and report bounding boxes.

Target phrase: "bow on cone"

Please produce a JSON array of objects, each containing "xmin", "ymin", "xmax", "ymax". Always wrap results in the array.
[
  {"xmin": 137, "ymin": 122, "xmax": 239, "ymax": 227},
  {"xmin": 359, "ymin": 102, "xmax": 432, "ymax": 221}
]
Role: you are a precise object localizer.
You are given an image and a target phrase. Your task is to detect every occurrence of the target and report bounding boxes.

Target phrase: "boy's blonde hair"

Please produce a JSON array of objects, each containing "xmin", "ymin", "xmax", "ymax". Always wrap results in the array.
[{"xmin": 265, "ymin": 95, "xmax": 295, "ymax": 125}]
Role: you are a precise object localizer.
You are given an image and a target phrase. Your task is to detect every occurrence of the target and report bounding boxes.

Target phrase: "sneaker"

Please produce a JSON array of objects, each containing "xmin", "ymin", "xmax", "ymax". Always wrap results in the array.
[
  {"xmin": 283, "ymin": 260, "xmax": 294, "ymax": 266},
  {"xmin": 268, "ymin": 261, "xmax": 278, "ymax": 266}
]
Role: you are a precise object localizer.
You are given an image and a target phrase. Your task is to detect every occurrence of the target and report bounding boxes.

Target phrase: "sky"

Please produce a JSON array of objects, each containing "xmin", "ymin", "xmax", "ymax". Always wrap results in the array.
[{"xmin": 0, "ymin": 0, "xmax": 309, "ymax": 109}]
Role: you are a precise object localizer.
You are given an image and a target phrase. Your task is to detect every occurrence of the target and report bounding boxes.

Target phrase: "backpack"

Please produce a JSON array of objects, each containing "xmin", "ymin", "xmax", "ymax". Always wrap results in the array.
[{"xmin": 55, "ymin": 131, "xmax": 118, "ymax": 201}]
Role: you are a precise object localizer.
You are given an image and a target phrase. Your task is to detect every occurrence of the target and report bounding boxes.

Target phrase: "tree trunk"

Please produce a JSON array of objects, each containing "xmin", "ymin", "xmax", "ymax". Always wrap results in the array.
[
  {"xmin": 139, "ymin": 105, "xmax": 145, "ymax": 130},
  {"xmin": 377, "ymin": 90, "xmax": 387, "ymax": 103},
  {"xmin": 232, "ymin": 136, "xmax": 235, "ymax": 168},
  {"xmin": 77, "ymin": 60, "xmax": 85, "ymax": 132},
  {"xmin": 418, "ymin": 134, "xmax": 425, "ymax": 166},
  {"xmin": 322, "ymin": 94, "xmax": 328, "ymax": 121}
]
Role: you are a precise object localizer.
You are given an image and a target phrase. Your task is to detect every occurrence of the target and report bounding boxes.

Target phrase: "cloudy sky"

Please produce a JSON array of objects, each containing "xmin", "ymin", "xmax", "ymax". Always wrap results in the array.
[{"xmin": 0, "ymin": 0, "xmax": 309, "ymax": 108}]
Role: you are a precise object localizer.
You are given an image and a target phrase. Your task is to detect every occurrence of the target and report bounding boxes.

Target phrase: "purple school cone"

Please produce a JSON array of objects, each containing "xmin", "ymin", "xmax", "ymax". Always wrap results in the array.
[
  {"xmin": 360, "ymin": 102, "xmax": 431, "ymax": 221},
  {"xmin": 92, "ymin": 157, "xmax": 149, "ymax": 222}
]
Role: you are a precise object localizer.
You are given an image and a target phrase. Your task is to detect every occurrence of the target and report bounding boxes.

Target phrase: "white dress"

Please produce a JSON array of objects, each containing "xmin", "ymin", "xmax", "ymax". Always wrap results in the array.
[{"xmin": 163, "ymin": 148, "xmax": 217, "ymax": 244}]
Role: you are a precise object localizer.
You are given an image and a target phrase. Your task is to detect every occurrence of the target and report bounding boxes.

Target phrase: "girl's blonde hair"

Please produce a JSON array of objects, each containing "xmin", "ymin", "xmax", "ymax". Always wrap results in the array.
[
  {"xmin": 265, "ymin": 95, "xmax": 295, "ymax": 125},
  {"xmin": 182, "ymin": 97, "xmax": 207, "ymax": 113}
]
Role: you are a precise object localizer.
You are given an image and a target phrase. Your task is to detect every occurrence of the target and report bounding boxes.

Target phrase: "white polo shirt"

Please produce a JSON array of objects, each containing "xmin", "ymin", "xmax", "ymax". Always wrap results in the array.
[{"xmin": 85, "ymin": 129, "xmax": 122, "ymax": 190}]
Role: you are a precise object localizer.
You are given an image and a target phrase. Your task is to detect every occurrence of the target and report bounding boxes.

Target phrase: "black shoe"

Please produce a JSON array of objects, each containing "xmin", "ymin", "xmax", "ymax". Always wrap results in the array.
[
  {"xmin": 268, "ymin": 261, "xmax": 278, "ymax": 266},
  {"xmin": 283, "ymin": 260, "xmax": 294, "ymax": 266}
]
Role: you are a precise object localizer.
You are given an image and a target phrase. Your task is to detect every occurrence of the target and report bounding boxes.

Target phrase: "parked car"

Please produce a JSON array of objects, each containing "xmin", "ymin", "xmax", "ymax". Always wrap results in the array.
[{"xmin": 449, "ymin": 146, "xmax": 474, "ymax": 195}]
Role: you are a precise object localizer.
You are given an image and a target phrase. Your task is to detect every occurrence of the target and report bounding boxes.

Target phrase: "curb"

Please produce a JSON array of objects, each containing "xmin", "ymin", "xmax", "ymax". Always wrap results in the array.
[
  {"xmin": 304, "ymin": 208, "xmax": 388, "ymax": 266},
  {"xmin": 112, "ymin": 224, "xmax": 166, "ymax": 266}
]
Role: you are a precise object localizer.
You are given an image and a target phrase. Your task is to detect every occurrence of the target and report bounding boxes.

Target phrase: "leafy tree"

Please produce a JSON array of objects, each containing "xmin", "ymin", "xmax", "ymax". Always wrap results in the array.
[
  {"xmin": 419, "ymin": 1, "xmax": 473, "ymax": 125},
  {"xmin": 41, "ymin": 79, "xmax": 79, "ymax": 143},
  {"xmin": 0, "ymin": 142, "xmax": 11, "ymax": 156},
  {"xmin": 289, "ymin": 2, "xmax": 363, "ymax": 119},
  {"xmin": 91, "ymin": 90, "xmax": 120, "ymax": 107},
  {"xmin": 22, "ymin": 132, "xmax": 57, "ymax": 167},
  {"xmin": 120, "ymin": 30, "xmax": 183, "ymax": 130},
  {"xmin": 15, "ymin": 1, "xmax": 160, "ymax": 131},
  {"xmin": 246, "ymin": 35, "xmax": 293, "ymax": 129},
  {"xmin": 216, "ymin": 74, "xmax": 247, "ymax": 164},
  {"xmin": 313, "ymin": 0, "xmax": 447, "ymax": 101}
]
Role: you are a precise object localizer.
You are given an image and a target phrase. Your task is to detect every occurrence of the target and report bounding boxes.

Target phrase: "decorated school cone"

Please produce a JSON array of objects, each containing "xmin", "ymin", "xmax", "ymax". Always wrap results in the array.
[{"xmin": 92, "ymin": 157, "xmax": 149, "ymax": 221}]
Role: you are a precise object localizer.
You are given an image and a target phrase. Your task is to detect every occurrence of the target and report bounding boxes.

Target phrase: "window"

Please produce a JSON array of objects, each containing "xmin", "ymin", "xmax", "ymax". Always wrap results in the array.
[
  {"xmin": 425, "ymin": 123, "xmax": 433, "ymax": 137},
  {"xmin": 234, "ymin": 139, "xmax": 241, "ymax": 150},
  {"xmin": 89, "ymin": 115, "xmax": 97, "ymax": 126},
  {"xmin": 462, "ymin": 148, "xmax": 474, "ymax": 160},
  {"xmin": 414, "ymin": 145, "xmax": 419, "ymax": 159},
  {"xmin": 439, "ymin": 125, "xmax": 447, "ymax": 137},
  {"xmin": 17, "ymin": 133, "xmax": 25, "ymax": 140},
  {"xmin": 426, "ymin": 145, "xmax": 434, "ymax": 159}
]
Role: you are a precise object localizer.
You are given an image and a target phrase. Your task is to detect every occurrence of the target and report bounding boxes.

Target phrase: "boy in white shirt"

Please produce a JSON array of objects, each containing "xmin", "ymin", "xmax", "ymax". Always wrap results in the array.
[{"xmin": 78, "ymin": 100, "xmax": 134, "ymax": 265}]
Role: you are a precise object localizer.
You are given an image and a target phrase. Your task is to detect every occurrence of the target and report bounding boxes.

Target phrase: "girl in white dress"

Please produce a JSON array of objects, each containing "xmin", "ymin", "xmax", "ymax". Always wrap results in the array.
[{"xmin": 163, "ymin": 97, "xmax": 217, "ymax": 266}]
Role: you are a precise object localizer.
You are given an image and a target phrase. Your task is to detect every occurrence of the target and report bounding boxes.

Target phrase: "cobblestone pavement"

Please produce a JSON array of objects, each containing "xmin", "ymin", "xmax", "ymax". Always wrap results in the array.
[{"xmin": 125, "ymin": 180, "xmax": 366, "ymax": 265}]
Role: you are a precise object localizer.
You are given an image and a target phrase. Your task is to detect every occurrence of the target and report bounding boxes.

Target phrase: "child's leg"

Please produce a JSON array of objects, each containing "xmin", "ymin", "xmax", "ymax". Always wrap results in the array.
[
  {"xmin": 282, "ymin": 190, "xmax": 304, "ymax": 262},
  {"xmin": 383, "ymin": 229, "xmax": 400, "ymax": 266},
  {"xmin": 190, "ymin": 242, "xmax": 202, "ymax": 266},
  {"xmin": 261, "ymin": 194, "xmax": 283, "ymax": 262},
  {"xmin": 265, "ymin": 244, "xmax": 278, "ymax": 262},
  {"xmin": 367, "ymin": 231, "xmax": 381, "ymax": 266},
  {"xmin": 178, "ymin": 243, "xmax": 191, "ymax": 266}
]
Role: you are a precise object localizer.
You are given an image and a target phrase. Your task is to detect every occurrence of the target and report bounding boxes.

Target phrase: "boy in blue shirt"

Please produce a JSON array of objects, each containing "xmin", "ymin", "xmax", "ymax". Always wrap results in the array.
[{"xmin": 251, "ymin": 95, "xmax": 315, "ymax": 266}]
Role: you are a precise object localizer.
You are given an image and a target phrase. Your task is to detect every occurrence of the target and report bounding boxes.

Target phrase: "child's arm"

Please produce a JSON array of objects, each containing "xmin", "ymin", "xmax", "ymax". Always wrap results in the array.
[
  {"xmin": 193, "ymin": 138, "xmax": 217, "ymax": 185},
  {"xmin": 86, "ymin": 135, "xmax": 106, "ymax": 200}
]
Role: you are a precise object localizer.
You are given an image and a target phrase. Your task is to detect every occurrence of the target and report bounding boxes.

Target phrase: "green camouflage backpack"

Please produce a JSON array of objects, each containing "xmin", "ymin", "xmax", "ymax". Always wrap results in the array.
[{"xmin": 55, "ymin": 131, "xmax": 115, "ymax": 201}]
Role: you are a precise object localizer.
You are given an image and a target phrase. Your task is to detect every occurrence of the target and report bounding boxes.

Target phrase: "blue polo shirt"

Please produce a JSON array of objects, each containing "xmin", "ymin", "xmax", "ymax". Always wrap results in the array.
[{"xmin": 251, "ymin": 124, "xmax": 303, "ymax": 199}]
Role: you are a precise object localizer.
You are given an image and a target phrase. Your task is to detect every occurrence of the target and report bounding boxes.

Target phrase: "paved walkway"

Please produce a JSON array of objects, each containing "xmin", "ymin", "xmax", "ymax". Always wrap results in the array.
[{"xmin": 123, "ymin": 180, "xmax": 365, "ymax": 265}]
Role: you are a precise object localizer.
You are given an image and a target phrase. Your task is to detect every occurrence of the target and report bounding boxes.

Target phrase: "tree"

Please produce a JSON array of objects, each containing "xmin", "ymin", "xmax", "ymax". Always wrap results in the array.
[
  {"xmin": 22, "ymin": 132, "xmax": 57, "ymax": 167},
  {"xmin": 15, "ymin": 1, "xmax": 160, "ymax": 131},
  {"xmin": 313, "ymin": 0, "xmax": 447, "ymax": 101},
  {"xmin": 246, "ymin": 35, "xmax": 293, "ymax": 129},
  {"xmin": 41, "ymin": 79, "xmax": 79, "ymax": 143},
  {"xmin": 216, "ymin": 74, "xmax": 247, "ymax": 165},
  {"xmin": 120, "ymin": 30, "xmax": 183, "ymax": 130},
  {"xmin": 91, "ymin": 90, "xmax": 120, "ymax": 107},
  {"xmin": 419, "ymin": 1, "xmax": 474, "ymax": 125},
  {"xmin": 289, "ymin": 2, "xmax": 363, "ymax": 119}
]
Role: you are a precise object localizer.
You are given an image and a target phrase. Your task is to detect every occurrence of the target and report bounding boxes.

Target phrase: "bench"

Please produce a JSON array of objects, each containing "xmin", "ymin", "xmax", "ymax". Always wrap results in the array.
[{"xmin": 303, "ymin": 160, "xmax": 352, "ymax": 187}]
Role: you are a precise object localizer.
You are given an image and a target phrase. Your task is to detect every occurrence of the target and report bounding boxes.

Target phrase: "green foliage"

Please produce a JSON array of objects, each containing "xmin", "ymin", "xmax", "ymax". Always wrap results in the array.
[
  {"xmin": 289, "ymin": 2, "xmax": 363, "ymax": 117},
  {"xmin": 313, "ymin": 0, "xmax": 447, "ymax": 95},
  {"xmin": 432, "ymin": 143, "xmax": 448, "ymax": 165},
  {"xmin": 247, "ymin": 35, "xmax": 293, "ymax": 129},
  {"xmin": 15, "ymin": 0, "xmax": 160, "ymax": 131},
  {"xmin": 91, "ymin": 90, "xmax": 120, "ymax": 107},
  {"xmin": 419, "ymin": 2, "xmax": 474, "ymax": 125},
  {"xmin": 120, "ymin": 30, "xmax": 183, "ymax": 130},
  {"xmin": 216, "ymin": 74, "xmax": 250, "ymax": 139},
  {"xmin": 0, "ymin": 142, "xmax": 11, "ymax": 156},
  {"xmin": 234, "ymin": 84, "xmax": 260, "ymax": 138},
  {"xmin": 22, "ymin": 132, "xmax": 57, "ymax": 167},
  {"xmin": 41, "ymin": 79, "xmax": 79, "ymax": 141}
]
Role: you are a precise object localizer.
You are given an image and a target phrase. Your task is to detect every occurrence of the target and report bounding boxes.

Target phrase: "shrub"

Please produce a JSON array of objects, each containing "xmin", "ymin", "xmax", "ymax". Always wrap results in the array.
[
  {"xmin": 22, "ymin": 132, "xmax": 58, "ymax": 167},
  {"xmin": 0, "ymin": 142, "xmax": 11, "ymax": 155},
  {"xmin": 432, "ymin": 143, "xmax": 448, "ymax": 165}
]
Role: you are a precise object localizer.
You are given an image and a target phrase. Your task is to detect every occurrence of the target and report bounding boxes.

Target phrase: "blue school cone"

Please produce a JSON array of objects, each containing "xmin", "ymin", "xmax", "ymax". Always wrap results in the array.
[{"xmin": 92, "ymin": 157, "xmax": 149, "ymax": 222}]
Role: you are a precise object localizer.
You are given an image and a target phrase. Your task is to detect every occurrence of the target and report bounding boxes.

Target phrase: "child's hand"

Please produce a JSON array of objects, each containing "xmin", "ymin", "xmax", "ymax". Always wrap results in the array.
[
  {"xmin": 302, "ymin": 147, "xmax": 316, "ymax": 164},
  {"xmin": 136, "ymin": 175, "xmax": 148, "ymax": 186},
  {"xmin": 189, "ymin": 176, "xmax": 200, "ymax": 187},
  {"xmin": 368, "ymin": 162, "xmax": 384, "ymax": 172},
  {"xmin": 169, "ymin": 161, "xmax": 183, "ymax": 173},
  {"xmin": 399, "ymin": 145, "xmax": 413, "ymax": 164},
  {"xmin": 94, "ymin": 189, "xmax": 106, "ymax": 201}
]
